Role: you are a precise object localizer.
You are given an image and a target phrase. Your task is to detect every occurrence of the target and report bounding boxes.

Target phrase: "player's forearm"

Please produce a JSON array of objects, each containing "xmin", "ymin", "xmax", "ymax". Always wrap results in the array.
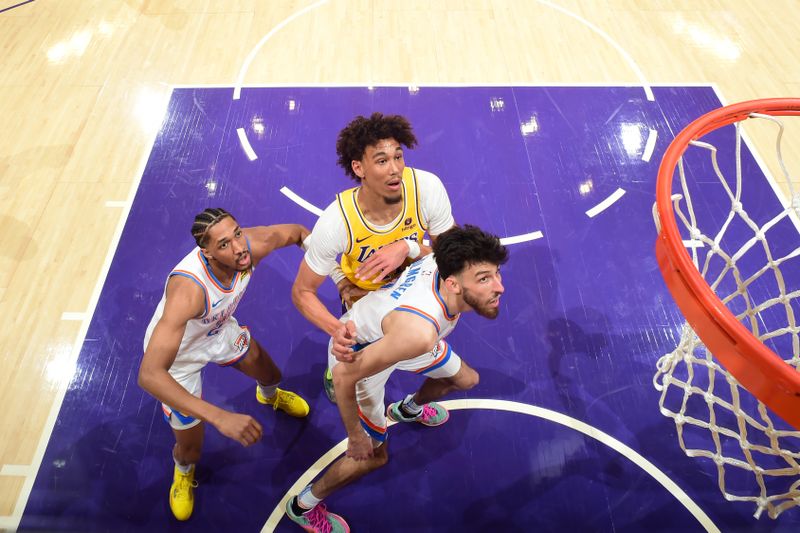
[
  {"xmin": 291, "ymin": 286, "xmax": 343, "ymax": 336},
  {"xmin": 331, "ymin": 366, "xmax": 364, "ymax": 436},
  {"xmin": 271, "ymin": 224, "xmax": 311, "ymax": 248},
  {"xmin": 138, "ymin": 367, "xmax": 225, "ymax": 425},
  {"xmin": 294, "ymin": 224, "xmax": 311, "ymax": 247},
  {"xmin": 418, "ymin": 241, "xmax": 432, "ymax": 257}
]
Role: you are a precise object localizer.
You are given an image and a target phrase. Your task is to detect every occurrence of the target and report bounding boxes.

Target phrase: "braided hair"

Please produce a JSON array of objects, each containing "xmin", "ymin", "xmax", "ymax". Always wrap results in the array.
[{"xmin": 191, "ymin": 207, "xmax": 232, "ymax": 247}]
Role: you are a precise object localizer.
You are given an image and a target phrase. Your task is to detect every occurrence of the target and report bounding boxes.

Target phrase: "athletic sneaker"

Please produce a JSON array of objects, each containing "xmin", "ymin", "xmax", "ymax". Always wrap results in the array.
[
  {"xmin": 285, "ymin": 499, "xmax": 350, "ymax": 533},
  {"xmin": 256, "ymin": 387, "xmax": 310, "ymax": 417},
  {"xmin": 169, "ymin": 465, "xmax": 198, "ymax": 521},
  {"xmin": 387, "ymin": 400, "xmax": 449, "ymax": 427},
  {"xmin": 323, "ymin": 367, "xmax": 336, "ymax": 404}
]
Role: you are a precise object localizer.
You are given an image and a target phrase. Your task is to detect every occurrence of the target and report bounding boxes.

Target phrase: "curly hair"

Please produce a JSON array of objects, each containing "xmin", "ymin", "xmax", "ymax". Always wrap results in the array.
[
  {"xmin": 433, "ymin": 225, "xmax": 509, "ymax": 280},
  {"xmin": 336, "ymin": 112, "xmax": 418, "ymax": 181},
  {"xmin": 191, "ymin": 207, "xmax": 233, "ymax": 247}
]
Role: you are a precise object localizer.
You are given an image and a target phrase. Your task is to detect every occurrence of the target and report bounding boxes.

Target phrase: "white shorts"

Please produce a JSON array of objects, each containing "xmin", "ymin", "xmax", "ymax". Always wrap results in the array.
[
  {"xmin": 328, "ymin": 338, "xmax": 461, "ymax": 443},
  {"xmin": 162, "ymin": 318, "xmax": 251, "ymax": 430}
]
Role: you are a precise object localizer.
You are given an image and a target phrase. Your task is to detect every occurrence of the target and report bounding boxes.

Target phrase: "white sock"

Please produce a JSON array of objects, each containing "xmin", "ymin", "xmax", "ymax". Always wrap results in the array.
[
  {"xmin": 297, "ymin": 484, "xmax": 321, "ymax": 510},
  {"xmin": 402, "ymin": 394, "xmax": 423, "ymax": 416},
  {"xmin": 258, "ymin": 382, "xmax": 279, "ymax": 399},
  {"xmin": 174, "ymin": 456, "xmax": 193, "ymax": 474}
]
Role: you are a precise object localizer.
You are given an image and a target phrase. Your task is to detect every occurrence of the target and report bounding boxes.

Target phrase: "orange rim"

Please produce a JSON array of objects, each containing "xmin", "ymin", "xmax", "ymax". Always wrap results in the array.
[{"xmin": 655, "ymin": 98, "xmax": 800, "ymax": 429}]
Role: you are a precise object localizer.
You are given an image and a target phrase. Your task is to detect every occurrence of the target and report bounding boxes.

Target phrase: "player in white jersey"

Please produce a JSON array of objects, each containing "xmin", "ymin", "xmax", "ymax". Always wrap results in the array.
[
  {"xmin": 139, "ymin": 208, "xmax": 311, "ymax": 521},
  {"xmin": 285, "ymin": 225, "xmax": 508, "ymax": 532}
]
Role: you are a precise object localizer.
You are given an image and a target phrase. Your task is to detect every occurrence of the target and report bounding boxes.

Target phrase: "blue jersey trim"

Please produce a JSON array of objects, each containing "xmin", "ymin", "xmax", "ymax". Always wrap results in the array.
[{"xmin": 395, "ymin": 306, "xmax": 440, "ymax": 334}]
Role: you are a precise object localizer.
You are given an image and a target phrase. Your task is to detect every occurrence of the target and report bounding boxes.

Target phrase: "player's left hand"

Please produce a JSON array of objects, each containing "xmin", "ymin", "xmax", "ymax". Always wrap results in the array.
[
  {"xmin": 346, "ymin": 431, "xmax": 374, "ymax": 461},
  {"xmin": 355, "ymin": 239, "xmax": 409, "ymax": 283}
]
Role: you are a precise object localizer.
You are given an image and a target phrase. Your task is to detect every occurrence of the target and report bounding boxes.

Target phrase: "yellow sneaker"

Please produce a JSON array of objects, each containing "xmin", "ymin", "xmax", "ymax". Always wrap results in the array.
[
  {"xmin": 256, "ymin": 387, "xmax": 310, "ymax": 418},
  {"xmin": 169, "ymin": 465, "xmax": 197, "ymax": 521}
]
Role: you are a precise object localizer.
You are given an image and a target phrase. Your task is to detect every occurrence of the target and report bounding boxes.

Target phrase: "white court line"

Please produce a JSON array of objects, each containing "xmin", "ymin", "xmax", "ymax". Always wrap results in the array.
[
  {"xmin": 500, "ymin": 231, "xmax": 543, "ymax": 245},
  {"xmin": 60, "ymin": 312, "xmax": 86, "ymax": 321},
  {"xmin": 104, "ymin": 200, "xmax": 128, "ymax": 208},
  {"xmin": 280, "ymin": 186, "xmax": 543, "ymax": 246},
  {"xmin": 0, "ymin": 465, "xmax": 32, "ymax": 477},
  {"xmin": 642, "ymin": 128, "xmax": 658, "ymax": 162},
  {"xmin": 3, "ymin": 87, "xmax": 177, "ymax": 531},
  {"xmin": 236, "ymin": 127, "xmax": 258, "ymax": 161},
  {"xmin": 178, "ymin": 82, "xmax": 715, "ymax": 90},
  {"xmin": 262, "ymin": 399, "xmax": 719, "ymax": 532},
  {"xmin": 232, "ymin": 0, "xmax": 330, "ymax": 100},
  {"xmin": 586, "ymin": 187, "xmax": 626, "ymax": 218},
  {"xmin": 534, "ymin": 0, "xmax": 654, "ymax": 101},
  {"xmin": 280, "ymin": 186, "xmax": 324, "ymax": 216}
]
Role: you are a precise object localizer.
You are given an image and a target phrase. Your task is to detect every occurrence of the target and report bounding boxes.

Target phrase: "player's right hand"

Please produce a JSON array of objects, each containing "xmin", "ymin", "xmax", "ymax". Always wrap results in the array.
[
  {"xmin": 215, "ymin": 411, "xmax": 263, "ymax": 447},
  {"xmin": 332, "ymin": 320, "xmax": 358, "ymax": 362},
  {"xmin": 346, "ymin": 431, "xmax": 374, "ymax": 461}
]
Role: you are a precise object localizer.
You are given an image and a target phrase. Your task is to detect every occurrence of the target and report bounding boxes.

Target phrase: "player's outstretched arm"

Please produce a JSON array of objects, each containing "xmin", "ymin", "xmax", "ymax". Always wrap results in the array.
[
  {"xmin": 332, "ymin": 312, "xmax": 438, "ymax": 460},
  {"xmin": 138, "ymin": 277, "xmax": 263, "ymax": 446},
  {"xmin": 245, "ymin": 224, "xmax": 310, "ymax": 267},
  {"xmin": 292, "ymin": 259, "xmax": 348, "ymax": 337}
]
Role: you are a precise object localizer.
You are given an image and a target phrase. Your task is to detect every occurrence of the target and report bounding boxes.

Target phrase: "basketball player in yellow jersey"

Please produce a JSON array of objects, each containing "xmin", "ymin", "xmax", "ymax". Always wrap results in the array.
[{"xmin": 292, "ymin": 113, "xmax": 455, "ymax": 400}]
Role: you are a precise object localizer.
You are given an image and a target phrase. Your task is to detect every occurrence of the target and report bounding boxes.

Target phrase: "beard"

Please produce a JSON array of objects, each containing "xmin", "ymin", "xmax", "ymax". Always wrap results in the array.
[
  {"xmin": 463, "ymin": 287, "xmax": 500, "ymax": 319},
  {"xmin": 383, "ymin": 193, "xmax": 403, "ymax": 205}
]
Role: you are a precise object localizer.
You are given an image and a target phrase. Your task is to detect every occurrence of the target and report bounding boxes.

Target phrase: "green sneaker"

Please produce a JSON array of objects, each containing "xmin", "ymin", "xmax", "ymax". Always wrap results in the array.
[
  {"xmin": 285, "ymin": 499, "xmax": 350, "ymax": 533},
  {"xmin": 323, "ymin": 367, "xmax": 336, "ymax": 404},
  {"xmin": 387, "ymin": 400, "xmax": 449, "ymax": 427}
]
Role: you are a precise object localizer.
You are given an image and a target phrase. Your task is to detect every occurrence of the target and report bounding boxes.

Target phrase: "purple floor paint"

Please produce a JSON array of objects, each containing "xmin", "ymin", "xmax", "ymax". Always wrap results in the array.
[{"xmin": 20, "ymin": 86, "xmax": 800, "ymax": 532}]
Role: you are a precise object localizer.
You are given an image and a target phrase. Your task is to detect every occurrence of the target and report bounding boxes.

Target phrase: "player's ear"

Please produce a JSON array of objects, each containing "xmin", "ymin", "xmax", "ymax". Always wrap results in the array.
[
  {"xmin": 444, "ymin": 275, "xmax": 461, "ymax": 295},
  {"xmin": 351, "ymin": 160, "xmax": 365, "ymax": 179},
  {"xmin": 200, "ymin": 247, "xmax": 213, "ymax": 260}
]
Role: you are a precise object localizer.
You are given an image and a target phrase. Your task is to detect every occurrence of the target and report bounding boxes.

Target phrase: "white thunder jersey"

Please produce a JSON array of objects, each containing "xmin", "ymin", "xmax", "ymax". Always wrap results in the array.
[
  {"xmin": 350, "ymin": 254, "xmax": 459, "ymax": 346},
  {"xmin": 143, "ymin": 247, "xmax": 252, "ymax": 378}
]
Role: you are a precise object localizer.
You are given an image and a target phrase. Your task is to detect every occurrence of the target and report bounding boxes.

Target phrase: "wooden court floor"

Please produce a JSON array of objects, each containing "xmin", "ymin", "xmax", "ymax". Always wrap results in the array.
[{"xmin": 1, "ymin": 1, "xmax": 799, "ymax": 530}]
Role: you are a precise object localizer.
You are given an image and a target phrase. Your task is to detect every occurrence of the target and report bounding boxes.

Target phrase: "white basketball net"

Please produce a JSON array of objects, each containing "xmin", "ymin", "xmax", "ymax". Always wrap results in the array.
[{"xmin": 653, "ymin": 112, "xmax": 800, "ymax": 520}]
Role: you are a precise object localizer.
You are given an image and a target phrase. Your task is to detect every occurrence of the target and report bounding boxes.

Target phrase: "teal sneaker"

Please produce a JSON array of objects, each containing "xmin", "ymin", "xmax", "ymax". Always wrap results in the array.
[
  {"xmin": 387, "ymin": 400, "xmax": 449, "ymax": 427},
  {"xmin": 285, "ymin": 499, "xmax": 350, "ymax": 533},
  {"xmin": 323, "ymin": 367, "xmax": 336, "ymax": 404}
]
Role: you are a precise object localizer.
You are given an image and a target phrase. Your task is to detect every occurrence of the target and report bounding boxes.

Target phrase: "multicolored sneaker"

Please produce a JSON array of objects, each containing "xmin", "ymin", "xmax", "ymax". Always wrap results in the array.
[
  {"xmin": 285, "ymin": 499, "xmax": 350, "ymax": 533},
  {"xmin": 387, "ymin": 400, "xmax": 449, "ymax": 427},
  {"xmin": 257, "ymin": 387, "xmax": 310, "ymax": 418},
  {"xmin": 323, "ymin": 367, "xmax": 336, "ymax": 404},
  {"xmin": 169, "ymin": 465, "xmax": 198, "ymax": 521}
]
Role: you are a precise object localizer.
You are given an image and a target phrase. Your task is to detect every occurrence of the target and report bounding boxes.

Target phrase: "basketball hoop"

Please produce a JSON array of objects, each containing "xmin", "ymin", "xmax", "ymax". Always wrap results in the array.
[{"xmin": 653, "ymin": 98, "xmax": 800, "ymax": 519}]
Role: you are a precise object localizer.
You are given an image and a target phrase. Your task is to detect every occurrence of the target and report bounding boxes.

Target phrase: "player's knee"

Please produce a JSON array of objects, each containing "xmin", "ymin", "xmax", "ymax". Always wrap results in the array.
[
  {"xmin": 457, "ymin": 367, "xmax": 479, "ymax": 390},
  {"xmin": 372, "ymin": 445, "xmax": 389, "ymax": 469}
]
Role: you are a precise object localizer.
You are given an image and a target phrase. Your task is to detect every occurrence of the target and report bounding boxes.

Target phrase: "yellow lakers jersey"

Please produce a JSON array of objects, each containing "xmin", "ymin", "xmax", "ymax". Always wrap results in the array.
[{"xmin": 337, "ymin": 167, "xmax": 427, "ymax": 291}]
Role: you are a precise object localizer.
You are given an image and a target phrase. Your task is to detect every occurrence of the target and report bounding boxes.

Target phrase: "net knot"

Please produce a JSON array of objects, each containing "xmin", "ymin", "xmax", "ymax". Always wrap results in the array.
[{"xmin": 732, "ymin": 201, "xmax": 744, "ymax": 213}]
